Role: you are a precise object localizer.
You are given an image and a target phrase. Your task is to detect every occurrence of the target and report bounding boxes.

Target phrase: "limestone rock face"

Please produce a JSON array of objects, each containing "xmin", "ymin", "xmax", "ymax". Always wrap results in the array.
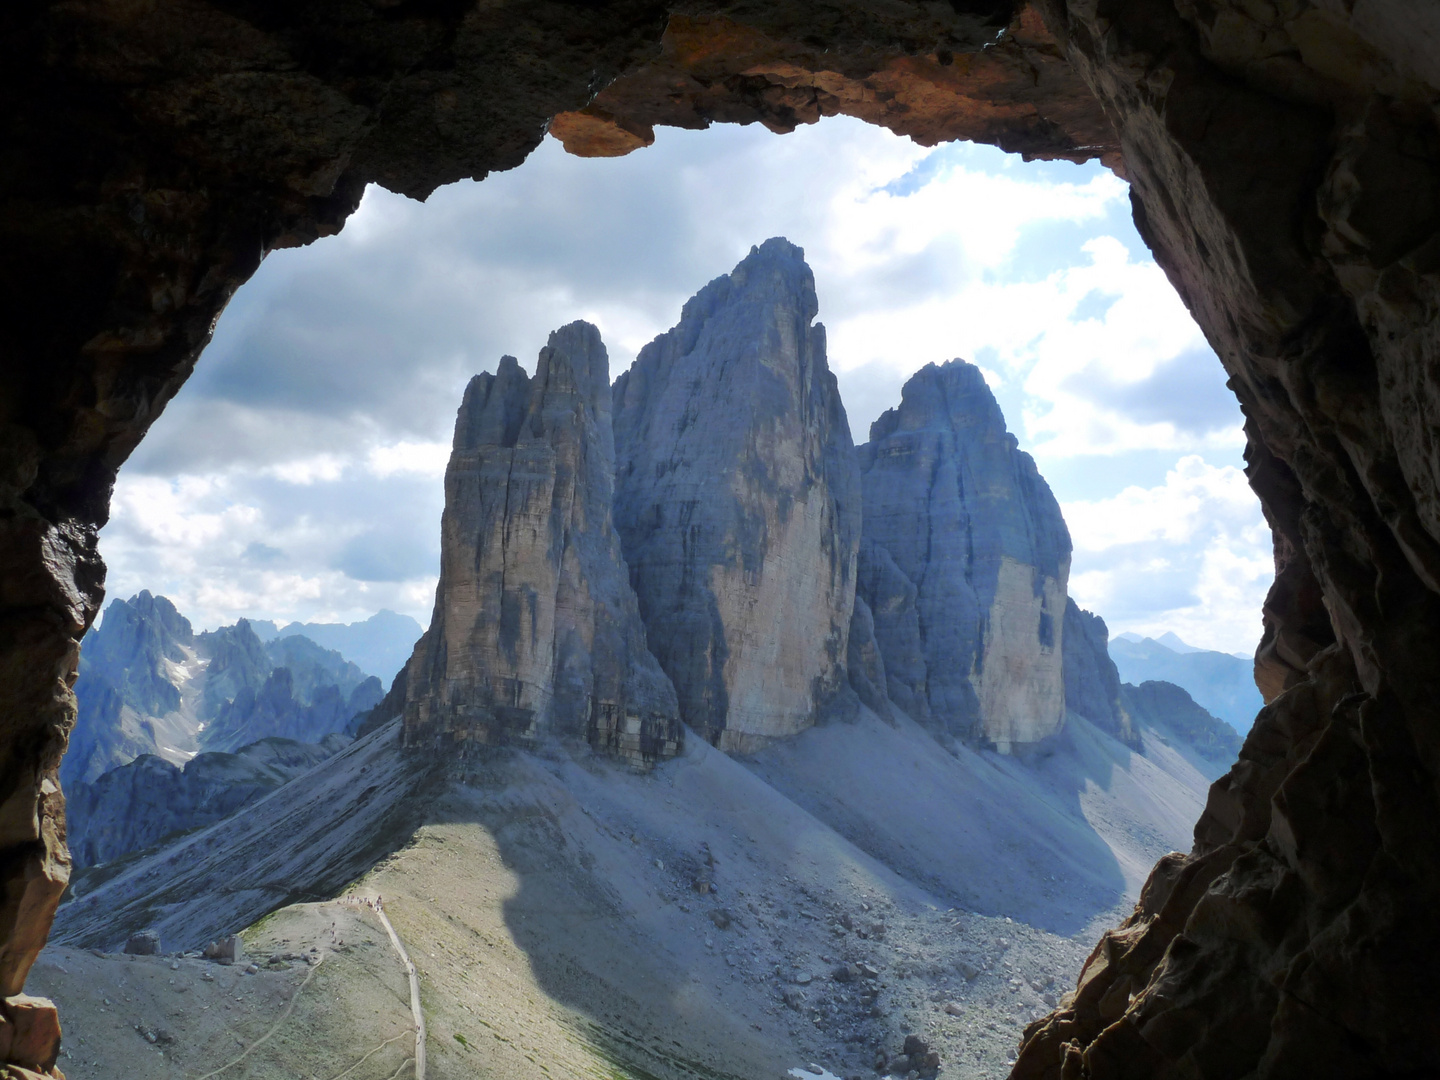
[
  {"xmin": 1062, "ymin": 599, "xmax": 1135, "ymax": 746},
  {"xmin": 402, "ymin": 322, "xmax": 681, "ymax": 766},
  {"xmin": 857, "ymin": 360, "xmax": 1070, "ymax": 751},
  {"xmin": 611, "ymin": 239, "xmax": 861, "ymax": 752}
]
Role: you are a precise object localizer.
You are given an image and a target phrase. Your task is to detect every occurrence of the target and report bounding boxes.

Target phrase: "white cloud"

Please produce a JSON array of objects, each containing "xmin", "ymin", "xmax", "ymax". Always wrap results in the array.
[
  {"xmin": 99, "ymin": 116, "xmax": 1268, "ymax": 655},
  {"xmin": 367, "ymin": 441, "xmax": 451, "ymax": 479},
  {"xmin": 1063, "ymin": 457, "xmax": 1272, "ymax": 653}
]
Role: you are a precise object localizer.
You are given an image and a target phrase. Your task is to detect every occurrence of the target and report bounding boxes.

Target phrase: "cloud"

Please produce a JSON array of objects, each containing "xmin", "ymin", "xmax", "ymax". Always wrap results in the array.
[
  {"xmin": 1063, "ymin": 457, "xmax": 1272, "ymax": 653},
  {"xmin": 100, "ymin": 115, "xmax": 1268, "ymax": 653}
]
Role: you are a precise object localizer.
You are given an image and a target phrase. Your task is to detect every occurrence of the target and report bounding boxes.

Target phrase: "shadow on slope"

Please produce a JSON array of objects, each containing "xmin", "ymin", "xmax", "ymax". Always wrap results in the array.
[
  {"xmin": 740, "ymin": 710, "xmax": 1211, "ymax": 937},
  {"xmin": 48, "ymin": 710, "xmax": 1212, "ymax": 1080}
]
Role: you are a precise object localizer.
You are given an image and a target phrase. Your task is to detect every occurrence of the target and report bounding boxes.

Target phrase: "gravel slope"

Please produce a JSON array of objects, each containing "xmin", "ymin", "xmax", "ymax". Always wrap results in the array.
[{"xmin": 46, "ymin": 710, "xmax": 1215, "ymax": 1079}]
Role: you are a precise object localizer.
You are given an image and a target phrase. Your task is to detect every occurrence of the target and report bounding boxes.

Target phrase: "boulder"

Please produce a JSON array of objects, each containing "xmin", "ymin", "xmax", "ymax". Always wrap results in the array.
[
  {"xmin": 3, "ymin": 995, "xmax": 60, "ymax": 1071},
  {"xmin": 203, "ymin": 936, "xmax": 244, "ymax": 964},
  {"xmin": 123, "ymin": 931, "xmax": 160, "ymax": 955},
  {"xmin": 612, "ymin": 238, "xmax": 861, "ymax": 751},
  {"xmin": 401, "ymin": 322, "xmax": 681, "ymax": 767}
]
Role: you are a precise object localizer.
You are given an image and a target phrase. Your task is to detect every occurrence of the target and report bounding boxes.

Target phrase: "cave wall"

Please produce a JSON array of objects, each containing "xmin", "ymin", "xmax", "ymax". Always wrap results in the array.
[
  {"xmin": 1, "ymin": 0, "xmax": 1437, "ymax": 1075},
  {"xmin": 1009, "ymin": 0, "xmax": 1440, "ymax": 1075}
]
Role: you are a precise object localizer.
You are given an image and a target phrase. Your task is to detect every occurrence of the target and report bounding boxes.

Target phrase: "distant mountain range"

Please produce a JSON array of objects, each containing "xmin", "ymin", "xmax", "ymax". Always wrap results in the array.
[
  {"xmin": 1109, "ymin": 633, "xmax": 1263, "ymax": 733},
  {"xmin": 247, "ymin": 610, "xmax": 423, "ymax": 688},
  {"xmin": 63, "ymin": 593, "xmax": 418, "ymax": 867}
]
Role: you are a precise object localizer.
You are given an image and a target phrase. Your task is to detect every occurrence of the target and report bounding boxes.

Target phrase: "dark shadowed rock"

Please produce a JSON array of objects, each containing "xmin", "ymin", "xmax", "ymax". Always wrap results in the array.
[
  {"xmin": 847, "ymin": 595, "xmax": 895, "ymax": 723},
  {"xmin": 612, "ymin": 238, "xmax": 861, "ymax": 752},
  {"xmin": 1062, "ymin": 600, "xmax": 1135, "ymax": 746},
  {"xmin": 402, "ymin": 322, "xmax": 681, "ymax": 767},
  {"xmin": 1121, "ymin": 680, "xmax": 1242, "ymax": 763},
  {"xmin": 857, "ymin": 359, "xmax": 1071, "ymax": 751}
]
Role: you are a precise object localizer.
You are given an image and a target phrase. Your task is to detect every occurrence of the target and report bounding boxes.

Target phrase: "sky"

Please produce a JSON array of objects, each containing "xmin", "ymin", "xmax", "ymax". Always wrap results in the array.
[{"xmin": 101, "ymin": 115, "xmax": 1273, "ymax": 655}]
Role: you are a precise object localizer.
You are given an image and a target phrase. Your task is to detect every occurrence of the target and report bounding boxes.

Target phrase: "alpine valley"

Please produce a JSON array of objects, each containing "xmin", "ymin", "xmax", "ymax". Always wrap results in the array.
[{"xmin": 47, "ymin": 242, "xmax": 1245, "ymax": 1080}]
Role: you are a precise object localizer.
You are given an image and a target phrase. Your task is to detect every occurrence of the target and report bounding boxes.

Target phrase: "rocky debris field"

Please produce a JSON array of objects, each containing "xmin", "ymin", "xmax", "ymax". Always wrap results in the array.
[
  {"xmin": 29, "ymin": 903, "xmax": 415, "ymax": 1079},
  {"xmin": 46, "ymin": 706, "xmax": 1213, "ymax": 1079}
]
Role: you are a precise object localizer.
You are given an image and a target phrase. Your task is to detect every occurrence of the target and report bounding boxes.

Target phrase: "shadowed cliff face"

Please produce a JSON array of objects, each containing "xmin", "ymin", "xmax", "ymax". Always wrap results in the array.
[
  {"xmin": 857, "ymin": 360, "xmax": 1072, "ymax": 751},
  {"xmin": 612, "ymin": 239, "xmax": 861, "ymax": 752},
  {"xmin": 1, "ymin": 0, "xmax": 1439, "ymax": 1075},
  {"xmin": 400, "ymin": 322, "xmax": 682, "ymax": 767}
]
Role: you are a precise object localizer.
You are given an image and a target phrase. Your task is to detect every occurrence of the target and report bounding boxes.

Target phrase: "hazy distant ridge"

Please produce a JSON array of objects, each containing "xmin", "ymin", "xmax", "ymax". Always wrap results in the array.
[{"xmin": 1109, "ymin": 633, "xmax": 1262, "ymax": 733}]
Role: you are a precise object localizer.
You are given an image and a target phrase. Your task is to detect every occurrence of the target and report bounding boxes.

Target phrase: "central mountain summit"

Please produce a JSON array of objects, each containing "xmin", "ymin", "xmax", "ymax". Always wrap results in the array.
[
  {"xmin": 612, "ymin": 238, "xmax": 861, "ymax": 751},
  {"xmin": 392, "ymin": 238, "xmax": 1117, "ymax": 763}
]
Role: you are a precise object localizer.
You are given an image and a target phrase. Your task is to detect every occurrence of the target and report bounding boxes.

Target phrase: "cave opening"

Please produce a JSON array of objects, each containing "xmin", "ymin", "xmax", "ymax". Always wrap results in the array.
[
  {"xmin": 54, "ymin": 113, "xmax": 1270, "ymax": 1079},
  {"xmin": 103, "ymin": 117, "xmax": 1267, "ymax": 662},
  {"xmin": 5, "ymin": 0, "xmax": 1439, "ymax": 1075}
]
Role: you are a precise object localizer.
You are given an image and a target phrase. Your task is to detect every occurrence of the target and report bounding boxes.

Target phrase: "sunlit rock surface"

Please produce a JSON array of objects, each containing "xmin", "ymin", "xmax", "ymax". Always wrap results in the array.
[
  {"xmin": 612, "ymin": 239, "xmax": 861, "ymax": 752},
  {"xmin": 402, "ymin": 322, "xmax": 681, "ymax": 767},
  {"xmin": 857, "ymin": 360, "xmax": 1070, "ymax": 752},
  {"xmin": 549, "ymin": 5, "xmax": 1121, "ymax": 170}
]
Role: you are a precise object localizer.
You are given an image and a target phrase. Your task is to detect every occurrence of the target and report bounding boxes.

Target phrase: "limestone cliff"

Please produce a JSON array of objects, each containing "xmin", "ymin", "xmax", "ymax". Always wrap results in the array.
[
  {"xmin": 1061, "ymin": 599, "xmax": 1135, "ymax": 746},
  {"xmin": 612, "ymin": 239, "xmax": 861, "ymax": 752},
  {"xmin": 857, "ymin": 360, "xmax": 1070, "ymax": 752},
  {"xmin": 402, "ymin": 322, "xmax": 681, "ymax": 766}
]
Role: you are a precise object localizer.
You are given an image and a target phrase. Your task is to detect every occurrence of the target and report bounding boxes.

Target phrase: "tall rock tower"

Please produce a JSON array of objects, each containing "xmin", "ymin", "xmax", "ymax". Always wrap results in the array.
[
  {"xmin": 857, "ymin": 360, "xmax": 1071, "ymax": 752},
  {"xmin": 612, "ymin": 239, "xmax": 861, "ymax": 752},
  {"xmin": 401, "ymin": 322, "xmax": 682, "ymax": 766}
]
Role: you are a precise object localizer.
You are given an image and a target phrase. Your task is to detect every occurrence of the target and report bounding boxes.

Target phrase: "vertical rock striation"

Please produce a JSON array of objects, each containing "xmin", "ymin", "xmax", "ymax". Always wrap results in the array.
[
  {"xmin": 402, "ymin": 322, "xmax": 681, "ymax": 767},
  {"xmin": 612, "ymin": 238, "xmax": 861, "ymax": 752},
  {"xmin": 857, "ymin": 360, "xmax": 1070, "ymax": 751},
  {"xmin": 1062, "ymin": 599, "xmax": 1135, "ymax": 746}
]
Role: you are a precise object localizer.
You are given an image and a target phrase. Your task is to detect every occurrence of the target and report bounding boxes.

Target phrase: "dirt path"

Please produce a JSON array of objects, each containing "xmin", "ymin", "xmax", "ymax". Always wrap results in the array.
[
  {"xmin": 191, "ymin": 954, "xmax": 326, "ymax": 1080},
  {"xmin": 342, "ymin": 897, "xmax": 425, "ymax": 1080},
  {"xmin": 29, "ymin": 902, "xmax": 415, "ymax": 1079}
]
